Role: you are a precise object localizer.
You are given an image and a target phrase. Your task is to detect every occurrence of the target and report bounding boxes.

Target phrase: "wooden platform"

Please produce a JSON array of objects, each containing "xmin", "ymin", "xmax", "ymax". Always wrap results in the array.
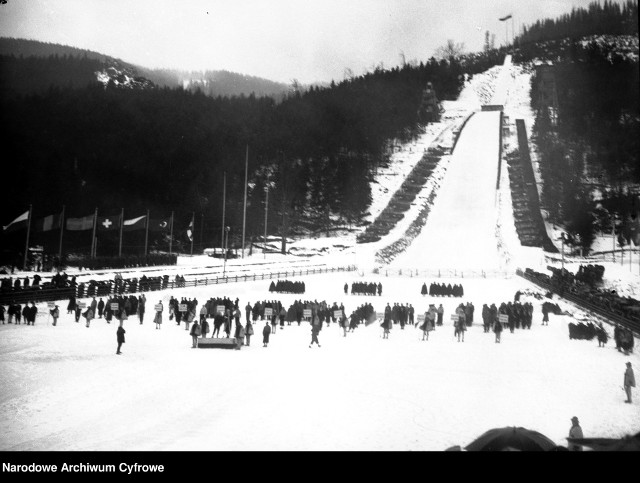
[{"xmin": 197, "ymin": 337, "xmax": 239, "ymax": 349}]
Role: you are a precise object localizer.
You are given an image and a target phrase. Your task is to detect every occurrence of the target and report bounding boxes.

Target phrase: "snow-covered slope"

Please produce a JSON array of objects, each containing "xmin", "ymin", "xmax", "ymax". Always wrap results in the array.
[{"xmin": 389, "ymin": 110, "xmax": 502, "ymax": 271}]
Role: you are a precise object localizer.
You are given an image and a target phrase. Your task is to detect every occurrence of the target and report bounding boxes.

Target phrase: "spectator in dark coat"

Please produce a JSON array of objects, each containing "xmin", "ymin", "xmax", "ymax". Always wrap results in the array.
[
  {"xmin": 190, "ymin": 321, "xmax": 201, "ymax": 348},
  {"xmin": 14, "ymin": 303, "xmax": 22, "ymax": 324},
  {"xmin": 262, "ymin": 321, "xmax": 271, "ymax": 347},
  {"xmin": 624, "ymin": 362, "xmax": 635, "ymax": 403},
  {"xmin": 494, "ymin": 319, "xmax": 503, "ymax": 343},
  {"xmin": 97, "ymin": 298, "xmax": 105, "ymax": 318},
  {"xmin": 21, "ymin": 304, "xmax": 30, "ymax": 325},
  {"xmin": 50, "ymin": 305, "xmax": 59, "ymax": 326},
  {"xmin": 26, "ymin": 302, "xmax": 37, "ymax": 325},
  {"xmin": 309, "ymin": 315, "xmax": 322, "ymax": 348},
  {"xmin": 116, "ymin": 323, "xmax": 126, "ymax": 355},
  {"xmin": 67, "ymin": 296, "xmax": 76, "ymax": 315}
]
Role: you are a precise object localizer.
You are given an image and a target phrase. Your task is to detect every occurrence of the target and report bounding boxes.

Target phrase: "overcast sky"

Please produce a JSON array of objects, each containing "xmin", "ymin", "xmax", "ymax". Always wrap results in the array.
[{"xmin": 0, "ymin": 0, "xmax": 624, "ymax": 84}]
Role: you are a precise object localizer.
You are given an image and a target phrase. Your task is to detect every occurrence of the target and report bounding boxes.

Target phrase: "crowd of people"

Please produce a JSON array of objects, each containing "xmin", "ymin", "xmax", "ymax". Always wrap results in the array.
[
  {"xmin": 524, "ymin": 267, "xmax": 640, "ymax": 323},
  {"xmin": 347, "ymin": 281, "xmax": 382, "ymax": 296},
  {"xmin": 269, "ymin": 279, "xmax": 305, "ymax": 294},
  {"xmin": 3, "ymin": 269, "xmax": 635, "ymax": 359},
  {"xmin": 382, "ymin": 302, "xmax": 417, "ymax": 329},
  {"xmin": 0, "ymin": 271, "xmax": 176, "ymax": 305},
  {"xmin": 421, "ymin": 282, "xmax": 464, "ymax": 297},
  {"xmin": 63, "ymin": 293, "xmax": 149, "ymax": 327},
  {"xmin": 0, "ymin": 301, "xmax": 38, "ymax": 325},
  {"xmin": 614, "ymin": 325, "xmax": 635, "ymax": 354}
]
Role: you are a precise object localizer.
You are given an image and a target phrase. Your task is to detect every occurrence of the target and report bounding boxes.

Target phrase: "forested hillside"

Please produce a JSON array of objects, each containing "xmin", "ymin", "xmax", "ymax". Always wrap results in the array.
[
  {"xmin": 1, "ymin": 46, "xmax": 504, "ymax": 259},
  {"xmin": 514, "ymin": 0, "xmax": 639, "ymax": 254}
]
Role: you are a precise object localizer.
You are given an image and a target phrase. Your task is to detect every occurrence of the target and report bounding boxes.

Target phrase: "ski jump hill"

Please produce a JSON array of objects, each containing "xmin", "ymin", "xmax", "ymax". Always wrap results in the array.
[{"xmin": 389, "ymin": 56, "xmax": 514, "ymax": 273}]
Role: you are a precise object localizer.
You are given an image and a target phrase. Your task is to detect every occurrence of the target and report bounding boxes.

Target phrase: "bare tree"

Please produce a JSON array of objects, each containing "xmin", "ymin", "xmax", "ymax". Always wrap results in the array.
[{"xmin": 435, "ymin": 39, "xmax": 465, "ymax": 59}]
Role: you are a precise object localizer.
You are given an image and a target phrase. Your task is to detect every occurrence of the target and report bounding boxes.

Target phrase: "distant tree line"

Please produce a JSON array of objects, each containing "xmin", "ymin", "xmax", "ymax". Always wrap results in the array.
[{"xmin": 514, "ymin": 0, "xmax": 638, "ymax": 46}]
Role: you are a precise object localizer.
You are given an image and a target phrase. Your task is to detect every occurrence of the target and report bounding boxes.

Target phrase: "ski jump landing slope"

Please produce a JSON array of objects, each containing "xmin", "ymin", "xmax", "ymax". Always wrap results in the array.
[{"xmin": 390, "ymin": 110, "xmax": 502, "ymax": 271}]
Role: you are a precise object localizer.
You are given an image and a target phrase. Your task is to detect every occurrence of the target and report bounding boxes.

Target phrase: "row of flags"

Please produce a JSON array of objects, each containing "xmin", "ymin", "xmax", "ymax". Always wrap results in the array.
[{"xmin": 3, "ymin": 210, "xmax": 174, "ymax": 234}]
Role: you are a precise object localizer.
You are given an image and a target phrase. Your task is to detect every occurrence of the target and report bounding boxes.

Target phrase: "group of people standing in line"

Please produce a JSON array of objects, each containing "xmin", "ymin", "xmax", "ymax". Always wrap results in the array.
[
  {"xmin": 0, "ymin": 301, "xmax": 38, "ymax": 325},
  {"xmin": 346, "ymin": 281, "xmax": 382, "ymax": 296},
  {"xmin": 421, "ymin": 282, "xmax": 464, "ymax": 297},
  {"xmin": 269, "ymin": 279, "xmax": 306, "ymax": 294},
  {"xmin": 65, "ymin": 293, "xmax": 147, "ymax": 328}
]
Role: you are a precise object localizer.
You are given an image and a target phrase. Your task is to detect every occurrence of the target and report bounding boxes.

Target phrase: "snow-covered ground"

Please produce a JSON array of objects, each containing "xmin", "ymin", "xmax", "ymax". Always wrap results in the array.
[{"xmin": 1, "ymin": 273, "xmax": 638, "ymax": 451}]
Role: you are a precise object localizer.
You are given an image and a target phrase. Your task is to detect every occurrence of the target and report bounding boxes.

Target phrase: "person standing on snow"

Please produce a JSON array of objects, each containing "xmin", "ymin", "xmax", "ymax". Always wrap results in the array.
[
  {"xmin": 90, "ymin": 297, "xmax": 98, "ymax": 317},
  {"xmin": 154, "ymin": 300, "xmax": 163, "ymax": 329},
  {"xmin": 262, "ymin": 321, "xmax": 271, "ymax": 347},
  {"xmin": 190, "ymin": 320, "xmax": 201, "ymax": 348},
  {"xmin": 309, "ymin": 314, "xmax": 322, "ymax": 348},
  {"xmin": 494, "ymin": 318, "xmax": 503, "ymax": 343},
  {"xmin": 97, "ymin": 298, "xmax": 105, "ymax": 318},
  {"xmin": 624, "ymin": 362, "xmax": 635, "ymax": 403},
  {"xmin": 381, "ymin": 316, "xmax": 391, "ymax": 339},
  {"xmin": 245, "ymin": 302, "xmax": 252, "ymax": 324},
  {"xmin": 245, "ymin": 320, "xmax": 254, "ymax": 346},
  {"xmin": 83, "ymin": 306, "xmax": 94, "ymax": 328},
  {"xmin": 116, "ymin": 323, "xmax": 126, "ymax": 355},
  {"xmin": 137, "ymin": 294, "xmax": 146, "ymax": 324},
  {"xmin": 235, "ymin": 324, "xmax": 245, "ymax": 350},
  {"xmin": 50, "ymin": 305, "xmax": 59, "ymax": 326},
  {"xmin": 567, "ymin": 417, "xmax": 583, "ymax": 451}
]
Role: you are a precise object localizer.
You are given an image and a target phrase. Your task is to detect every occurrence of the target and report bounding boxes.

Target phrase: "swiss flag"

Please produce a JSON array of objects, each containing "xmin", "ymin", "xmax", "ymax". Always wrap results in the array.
[{"xmin": 97, "ymin": 215, "xmax": 121, "ymax": 231}]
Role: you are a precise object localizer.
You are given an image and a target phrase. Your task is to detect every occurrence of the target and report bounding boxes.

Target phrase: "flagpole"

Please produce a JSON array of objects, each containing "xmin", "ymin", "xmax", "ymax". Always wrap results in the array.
[
  {"xmin": 144, "ymin": 209, "xmax": 150, "ymax": 257},
  {"xmin": 169, "ymin": 211, "xmax": 174, "ymax": 255},
  {"xmin": 91, "ymin": 207, "xmax": 98, "ymax": 258},
  {"xmin": 221, "ymin": 171, "xmax": 226, "ymax": 249},
  {"xmin": 505, "ymin": 20, "xmax": 508, "ymax": 47},
  {"xmin": 264, "ymin": 185, "xmax": 268, "ymax": 259},
  {"xmin": 118, "ymin": 208, "xmax": 124, "ymax": 257},
  {"xmin": 200, "ymin": 213, "xmax": 204, "ymax": 253},
  {"xmin": 23, "ymin": 204, "xmax": 32, "ymax": 270},
  {"xmin": 612, "ymin": 221, "xmax": 616, "ymax": 262},
  {"xmin": 190, "ymin": 211, "xmax": 195, "ymax": 256},
  {"xmin": 58, "ymin": 205, "xmax": 65, "ymax": 262},
  {"xmin": 242, "ymin": 145, "xmax": 248, "ymax": 258}
]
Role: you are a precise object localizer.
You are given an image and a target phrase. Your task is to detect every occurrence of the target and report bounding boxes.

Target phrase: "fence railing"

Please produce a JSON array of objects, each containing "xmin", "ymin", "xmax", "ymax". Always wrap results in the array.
[
  {"xmin": 0, "ymin": 286, "xmax": 76, "ymax": 306},
  {"xmin": 516, "ymin": 269, "xmax": 640, "ymax": 335},
  {"xmin": 374, "ymin": 268, "xmax": 513, "ymax": 279},
  {"xmin": 0, "ymin": 265, "xmax": 358, "ymax": 305}
]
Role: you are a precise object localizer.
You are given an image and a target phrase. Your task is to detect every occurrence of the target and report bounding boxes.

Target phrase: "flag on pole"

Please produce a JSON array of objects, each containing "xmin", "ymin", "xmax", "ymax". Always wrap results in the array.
[
  {"xmin": 97, "ymin": 214, "xmax": 122, "ymax": 231},
  {"xmin": 499, "ymin": 14, "xmax": 512, "ymax": 21},
  {"xmin": 66, "ymin": 214, "xmax": 95, "ymax": 231},
  {"xmin": 2, "ymin": 210, "xmax": 29, "ymax": 233},
  {"xmin": 149, "ymin": 219, "xmax": 170, "ymax": 231},
  {"xmin": 33, "ymin": 212, "xmax": 63, "ymax": 232},
  {"xmin": 123, "ymin": 215, "xmax": 147, "ymax": 232},
  {"xmin": 187, "ymin": 219, "xmax": 194, "ymax": 242}
]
